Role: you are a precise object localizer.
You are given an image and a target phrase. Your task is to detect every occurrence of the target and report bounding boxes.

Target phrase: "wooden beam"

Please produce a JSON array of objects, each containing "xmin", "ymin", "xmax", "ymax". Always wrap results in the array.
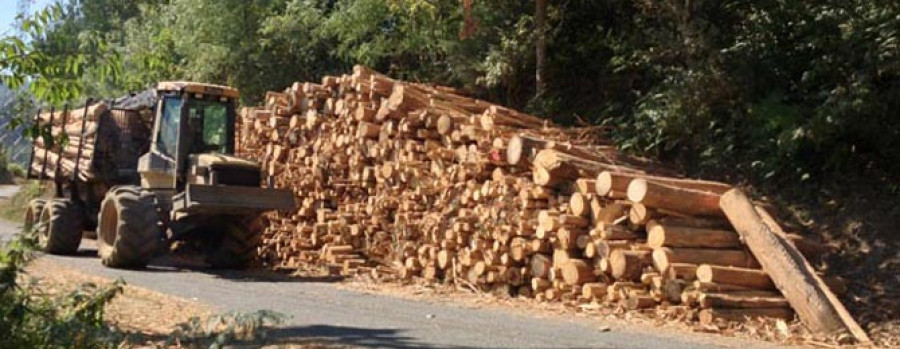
[{"xmin": 719, "ymin": 189, "xmax": 870, "ymax": 343}]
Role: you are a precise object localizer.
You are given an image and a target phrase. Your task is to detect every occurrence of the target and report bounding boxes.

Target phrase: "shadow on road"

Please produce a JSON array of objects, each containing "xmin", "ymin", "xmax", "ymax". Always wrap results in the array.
[
  {"xmin": 66, "ymin": 248, "xmax": 99, "ymax": 258},
  {"xmin": 199, "ymin": 267, "xmax": 344, "ymax": 283},
  {"xmin": 268, "ymin": 324, "xmax": 484, "ymax": 349},
  {"xmin": 66, "ymin": 241, "xmax": 344, "ymax": 283}
]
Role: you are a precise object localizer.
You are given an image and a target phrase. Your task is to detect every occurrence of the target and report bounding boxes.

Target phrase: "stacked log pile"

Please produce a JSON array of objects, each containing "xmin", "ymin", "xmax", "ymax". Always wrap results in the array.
[
  {"xmin": 238, "ymin": 66, "xmax": 838, "ymax": 327},
  {"xmin": 28, "ymin": 103, "xmax": 110, "ymax": 181}
]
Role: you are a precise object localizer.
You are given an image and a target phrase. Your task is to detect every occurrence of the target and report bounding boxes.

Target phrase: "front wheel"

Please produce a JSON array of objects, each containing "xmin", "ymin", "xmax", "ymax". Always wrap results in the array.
[
  {"xmin": 97, "ymin": 186, "xmax": 162, "ymax": 269},
  {"xmin": 202, "ymin": 216, "xmax": 263, "ymax": 269}
]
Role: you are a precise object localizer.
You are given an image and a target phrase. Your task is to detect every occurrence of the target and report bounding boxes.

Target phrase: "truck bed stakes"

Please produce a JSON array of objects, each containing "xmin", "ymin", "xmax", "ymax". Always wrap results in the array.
[{"xmin": 239, "ymin": 65, "xmax": 866, "ymax": 342}]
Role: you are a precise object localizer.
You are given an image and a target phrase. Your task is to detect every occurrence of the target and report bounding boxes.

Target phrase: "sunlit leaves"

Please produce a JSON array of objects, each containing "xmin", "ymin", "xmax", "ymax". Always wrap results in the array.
[{"xmin": 1, "ymin": 2, "xmax": 120, "ymax": 107}]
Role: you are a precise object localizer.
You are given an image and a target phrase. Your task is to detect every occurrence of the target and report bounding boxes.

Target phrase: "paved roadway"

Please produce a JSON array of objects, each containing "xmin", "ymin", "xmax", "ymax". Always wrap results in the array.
[{"xmin": 0, "ymin": 186, "xmax": 784, "ymax": 348}]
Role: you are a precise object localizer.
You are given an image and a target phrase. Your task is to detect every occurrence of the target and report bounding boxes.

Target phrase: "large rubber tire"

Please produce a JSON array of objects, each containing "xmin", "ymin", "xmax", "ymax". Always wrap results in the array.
[
  {"xmin": 37, "ymin": 199, "xmax": 85, "ymax": 254},
  {"xmin": 24, "ymin": 198, "xmax": 47, "ymax": 231},
  {"xmin": 97, "ymin": 186, "xmax": 162, "ymax": 269},
  {"xmin": 203, "ymin": 216, "xmax": 263, "ymax": 269}
]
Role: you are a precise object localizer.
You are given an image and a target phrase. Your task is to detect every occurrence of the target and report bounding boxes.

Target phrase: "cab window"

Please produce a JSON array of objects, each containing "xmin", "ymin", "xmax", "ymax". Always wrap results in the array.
[
  {"xmin": 187, "ymin": 100, "xmax": 228, "ymax": 154},
  {"xmin": 156, "ymin": 97, "xmax": 182, "ymax": 158}
]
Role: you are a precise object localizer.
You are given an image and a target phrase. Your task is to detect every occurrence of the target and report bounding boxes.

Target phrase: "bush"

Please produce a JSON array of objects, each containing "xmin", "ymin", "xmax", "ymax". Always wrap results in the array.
[
  {"xmin": 7, "ymin": 163, "xmax": 26, "ymax": 179},
  {"xmin": 599, "ymin": 0, "xmax": 900, "ymax": 184},
  {"xmin": 168, "ymin": 310, "xmax": 287, "ymax": 348},
  {"xmin": 0, "ymin": 229, "xmax": 291, "ymax": 348},
  {"xmin": 0, "ymin": 181, "xmax": 48, "ymax": 222},
  {"xmin": 0, "ymin": 232, "xmax": 126, "ymax": 348}
]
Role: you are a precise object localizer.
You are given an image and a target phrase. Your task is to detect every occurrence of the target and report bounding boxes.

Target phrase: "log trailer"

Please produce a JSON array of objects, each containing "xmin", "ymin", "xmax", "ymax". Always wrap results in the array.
[{"xmin": 24, "ymin": 82, "xmax": 296, "ymax": 269}]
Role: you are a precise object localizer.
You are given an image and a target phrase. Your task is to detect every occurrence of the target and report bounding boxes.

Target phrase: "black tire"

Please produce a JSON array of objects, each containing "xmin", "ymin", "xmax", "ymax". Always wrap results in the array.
[
  {"xmin": 37, "ymin": 199, "xmax": 85, "ymax": 254},
  {"xmin": 203, "ymin": 216, "xmax": 263, "ymax": 269},
  {"xmin": 24, "ymin": 198, "xmax": 47, "ymax": 231},
  {"xmin": 97, "ymin": 186, "xmax": 162, "ymax": 269}
]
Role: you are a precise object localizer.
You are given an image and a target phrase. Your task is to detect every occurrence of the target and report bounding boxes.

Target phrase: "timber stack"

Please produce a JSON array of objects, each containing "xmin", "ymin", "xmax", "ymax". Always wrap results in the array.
[
  {"xmin": 28, "ymin": 104, "xmax": 110, "ymax": 182},
  {"xmin": 28, "ymin": 102, "xmax": 152, "ymax": 183},
  {"xmin": 238, "ymin": 66, "xmax": 852, "ymax": 333}
]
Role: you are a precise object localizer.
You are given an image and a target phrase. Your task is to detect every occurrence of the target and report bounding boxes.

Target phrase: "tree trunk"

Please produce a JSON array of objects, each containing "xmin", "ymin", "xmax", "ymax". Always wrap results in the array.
[
  {"xmin": 535, "ymin": 0, "xmax": 547, "ymax": 96},
  {"xmin": 720, "ymin": 189, "xmax": 870, "ymax": 343}
]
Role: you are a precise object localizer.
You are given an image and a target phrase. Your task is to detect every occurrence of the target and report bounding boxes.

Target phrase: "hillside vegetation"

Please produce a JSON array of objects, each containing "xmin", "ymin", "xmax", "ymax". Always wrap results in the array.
[{"xmin": 6, "ymin": 0, "xmax": 893, "ymax": 186}]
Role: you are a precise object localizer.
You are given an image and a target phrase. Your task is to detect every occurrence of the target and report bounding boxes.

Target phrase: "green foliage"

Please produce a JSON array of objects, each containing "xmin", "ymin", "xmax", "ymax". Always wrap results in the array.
[
  {"xmin": 0, "ymin": 181, "xmax": 46, "ymax": 222},
  {"xmin": 7, "ymin": 163, "xmax": 26, "ymax": 179},
  {"xmin": 0, "ymin": 219, "xmax": 288, "ymax": 348},
  {"xmin": 0, "ymin": 3, "xmax": 121, "ymax": 105},
  {"xmin": 12, "ymin": 0, "xmax": 900, "ymax": 184},
  {"xmin": 168, "ymin": 310, "xmax": 288, "ymax": 348},
  {"xmin": 600, "ymin": 0, "xmax": 900, "ymax": 182},
  {"xmin": 0, "ymin": 232, "xmax": 126, "ymax": 349}
]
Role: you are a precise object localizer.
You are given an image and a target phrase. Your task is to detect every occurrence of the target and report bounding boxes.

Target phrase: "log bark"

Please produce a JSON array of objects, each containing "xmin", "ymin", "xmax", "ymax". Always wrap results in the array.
[
  {"xmin": 646, "ymin": 221, "xmax": 741, "ymax": 249},
  {"xmin": 699, "ymin": 308, "xmax": 794, "ymax": 324},
  {"xmin": 596, "ymin": 170, "xmax": 732, "ymax": 198},
  {"xmin": 581, "ymin": 282, "xmax": 607, "ymax": 299},
  {"xmin": 720, "ymin": 189, "xmax": 869, "ymax": 342},
  {"xmin": 652, "ymin": 247, "xmax": 759, "ymax": 272},
  {"xmin": 665, "ymin": 263, "xmax": 697, "ymax": 281},
  {"xmin": 534, "ymin": 149, "xmax": 637, "ymax": 182},
  {"xmin": 695, "ymin": 265, "xmax": 775, "ymax": 290},
  {"xmin": 698, "ymin": 293, "xmax": 789, "ymax": 309},
  {"xmin": 610, "ymin": 250, "xmax": 650, "ymax": 281},
  {"xmin": 561, "ymin": 259, "xmax": 596, "ymax": 285},
  {"xmin": 627, "ymin": 179, "xmax": 723, "ymax": 217}
]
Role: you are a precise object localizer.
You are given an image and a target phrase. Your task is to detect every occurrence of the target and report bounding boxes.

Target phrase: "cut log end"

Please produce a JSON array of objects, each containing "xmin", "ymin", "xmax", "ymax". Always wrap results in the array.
[{"xmin": 626, "ymin": 178, "xmax": 648, "ymax": 203}]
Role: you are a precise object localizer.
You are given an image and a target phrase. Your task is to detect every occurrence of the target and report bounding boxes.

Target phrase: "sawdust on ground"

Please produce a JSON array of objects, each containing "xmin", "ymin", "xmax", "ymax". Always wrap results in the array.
[
  {"xmin": 25, "ymin": 257, "xmax": 212, "ymax": 335},
  {"xmin": 25, "ymin": 258, "xmax": 354, "ymax": 349},
  {"xmin": 338, "ymin": 274, "xmax": 880, "ymax": 348}
]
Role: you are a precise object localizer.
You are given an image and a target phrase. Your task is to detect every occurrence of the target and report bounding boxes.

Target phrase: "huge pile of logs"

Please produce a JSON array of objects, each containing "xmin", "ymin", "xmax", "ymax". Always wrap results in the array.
[{"xmin": 239, "ymin": 66, "xmax": 860, "ymax": 335}]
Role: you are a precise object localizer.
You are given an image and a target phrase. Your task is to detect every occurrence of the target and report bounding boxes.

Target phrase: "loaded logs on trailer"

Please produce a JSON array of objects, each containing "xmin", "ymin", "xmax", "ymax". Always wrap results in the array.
[
  {"xmin": 28, "ymin": 102, "xmax": 152, "ymax": 184},
  {"xmin": 238, "ymin": 65, "xmax": 865, "ymax": 341}
]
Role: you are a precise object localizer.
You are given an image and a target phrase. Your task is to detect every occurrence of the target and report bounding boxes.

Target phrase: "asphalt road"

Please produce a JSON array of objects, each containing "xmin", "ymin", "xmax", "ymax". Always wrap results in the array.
[{"xmin": 0, "ymin": 189, "xmax": 784, "ymax": 348}]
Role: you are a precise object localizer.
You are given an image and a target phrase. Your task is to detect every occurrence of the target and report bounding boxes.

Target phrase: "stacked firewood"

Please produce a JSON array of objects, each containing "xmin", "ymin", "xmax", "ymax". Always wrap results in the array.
[{"xmin": 238, "ymin": 66, "xmax": 834, "ymax": 326}]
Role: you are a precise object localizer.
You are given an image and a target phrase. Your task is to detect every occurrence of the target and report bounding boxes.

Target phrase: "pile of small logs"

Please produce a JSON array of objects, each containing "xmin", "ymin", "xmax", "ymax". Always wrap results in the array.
[{"xmin": 238, "ymin": 66, "xmax": 834, "ymax": 326}]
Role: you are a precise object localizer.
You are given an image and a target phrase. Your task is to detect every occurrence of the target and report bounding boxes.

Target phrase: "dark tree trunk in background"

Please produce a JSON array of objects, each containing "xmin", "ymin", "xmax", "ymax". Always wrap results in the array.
[{"xmin": 535, "ymin": 0, "xmax": 547, "ymax": 97}]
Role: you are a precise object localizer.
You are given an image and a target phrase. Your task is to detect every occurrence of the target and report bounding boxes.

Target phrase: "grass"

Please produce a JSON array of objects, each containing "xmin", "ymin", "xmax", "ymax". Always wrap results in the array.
[{"xmin": 0, "ymin": 181, "xmax": 49, "ymax": 222}]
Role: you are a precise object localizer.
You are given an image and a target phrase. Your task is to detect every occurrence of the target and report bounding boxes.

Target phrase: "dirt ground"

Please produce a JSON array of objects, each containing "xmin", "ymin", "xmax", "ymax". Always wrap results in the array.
[
  {"xmin": 25, "ymin": 258, "xmax": 212, "ymax": 335},
  {"xmin": 25, "ymin": 258, "xmax": 351, "ymax": 349}
]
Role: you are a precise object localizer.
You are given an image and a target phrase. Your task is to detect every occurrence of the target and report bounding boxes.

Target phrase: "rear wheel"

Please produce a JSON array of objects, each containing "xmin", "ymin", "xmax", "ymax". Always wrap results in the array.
[
  {"xmin": 37, "ymin": 199, "xmax": 85, "ymax": 254},
  {"xmin": 24, "ymin": 198, "xmax": 47, "ymax": 231},
  {"xmin": 203, "ymin": 216, "xmax": 263, "ymax": 269},
  {"xmin": 97, "ymin": 186, "xmax": 162, "ymax": 269}
]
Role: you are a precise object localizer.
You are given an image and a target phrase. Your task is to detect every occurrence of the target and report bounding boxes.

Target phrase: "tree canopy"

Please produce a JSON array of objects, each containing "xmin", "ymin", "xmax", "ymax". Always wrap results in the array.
[{"xmin": 2, "ymin": 0, "xmax": 897, "ymax": 184}]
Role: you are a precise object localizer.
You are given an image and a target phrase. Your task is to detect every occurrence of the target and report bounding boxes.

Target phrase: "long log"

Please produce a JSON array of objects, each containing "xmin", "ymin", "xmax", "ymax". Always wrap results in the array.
[
  {"xmin": 755, "ymin": 206, "xmax": 832, "ymax": 260},
  {"xmin": 627, "ymin": 179, "xmax": 723, "ymax": 217},
  {"xmin": 652, "ymin": 247, "xmax": 759, "ymax": 272},
  {"xmin": 695, "ymin": 265, "xmax": 775, "ymax": 290},
  {"xmin": 720, "ymin": 189, "xmax": 870, "ymax": 343},
  {"xmin": 533, "ymin": 149, "xmax": 639, "ymax": 181},
  {"xmin": 646, "ymin": 221, "xmax": 741, "ymax": 249},
  {"xmin": 699, "ymin": 308, "xmax": 794, "ymax": 324},
  {"xmin": 596, "ymin": 171, "xmax": 732, "ymax": 198},
  {"xmin": 37, "ymin": 103, "xmax": 109, "ymax": 125}
]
